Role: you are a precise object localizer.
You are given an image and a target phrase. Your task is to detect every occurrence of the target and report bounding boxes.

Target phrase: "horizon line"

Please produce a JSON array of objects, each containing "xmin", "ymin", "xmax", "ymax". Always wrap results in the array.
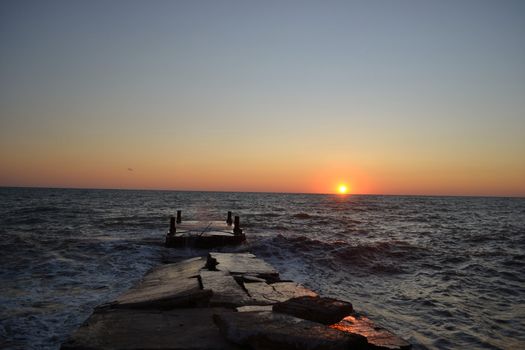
[{"xmin": 1, "ymin": 185, "xmax": 524, "ymax": 199}]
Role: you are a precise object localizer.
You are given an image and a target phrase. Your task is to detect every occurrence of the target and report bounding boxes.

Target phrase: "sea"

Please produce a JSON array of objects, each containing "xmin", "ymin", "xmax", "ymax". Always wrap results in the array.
[{"xmin": 0, "ymin": 187, "xmax": 524, "ymax": 349}]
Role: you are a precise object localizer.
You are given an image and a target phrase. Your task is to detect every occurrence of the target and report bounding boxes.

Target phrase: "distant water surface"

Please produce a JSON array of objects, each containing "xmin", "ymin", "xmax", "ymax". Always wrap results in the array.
[{"xmin": 0, "ymin": 188, "xmax": 524, "ymax": 349}]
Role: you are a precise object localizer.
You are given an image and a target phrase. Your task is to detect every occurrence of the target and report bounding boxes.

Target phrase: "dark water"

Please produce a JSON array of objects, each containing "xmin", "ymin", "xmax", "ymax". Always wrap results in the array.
[{"xmin": 0, "ymin": 187, "xmax": 524, "ymax": 349}]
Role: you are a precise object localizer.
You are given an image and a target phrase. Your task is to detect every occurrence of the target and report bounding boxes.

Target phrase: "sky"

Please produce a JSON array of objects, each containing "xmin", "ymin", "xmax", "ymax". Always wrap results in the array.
[{"xmin": 1, "ymin": 0, "xmax": 524, "ymax": 196}]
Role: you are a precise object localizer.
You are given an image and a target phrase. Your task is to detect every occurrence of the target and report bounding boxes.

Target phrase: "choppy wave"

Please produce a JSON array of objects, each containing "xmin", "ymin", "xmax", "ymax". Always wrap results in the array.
[
  {"xmin": 251, "ymin": 234, "xmax": 426, "ymax": 275},
  {"xmin": 0, "ymin": 188, "xmax": 524, "ymax": 349}
]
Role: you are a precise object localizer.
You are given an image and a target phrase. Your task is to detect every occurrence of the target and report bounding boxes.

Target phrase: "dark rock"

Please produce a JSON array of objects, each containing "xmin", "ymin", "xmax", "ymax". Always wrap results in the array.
[
  {"xmin": 330, "ymin": 315, "xmax": 411, "ymax": 350},
  {"xmin": 273, "ymin": 296, "xmax": 353, "ymax": 324},
  {"xmin": 214, "ymin": 311, "xmax": 368, "ymax": 350},
  {"xmin": 62, "ymin": 308, "xmax": 241, "ymax": 349}
]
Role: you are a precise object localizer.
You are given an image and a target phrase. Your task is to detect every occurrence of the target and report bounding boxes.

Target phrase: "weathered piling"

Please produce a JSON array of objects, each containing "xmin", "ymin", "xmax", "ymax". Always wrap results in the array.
[
  {"xmin": 169, "ymin": 216, "xmax": 176, "ymax": 235},
  {"xmin": 176, "ymin": 210, "xmax": 182, "ymax": 224},
  {"xmin": 226, "ymin": 211, "xmax": 233, "ymax": 225},
  {"xmin": 233, "ymin": 216, "xmax": 242, "ymax": 235},
  {"xmin": 62, "ymin": 252, "xmax": 411, "ymax": 350}
]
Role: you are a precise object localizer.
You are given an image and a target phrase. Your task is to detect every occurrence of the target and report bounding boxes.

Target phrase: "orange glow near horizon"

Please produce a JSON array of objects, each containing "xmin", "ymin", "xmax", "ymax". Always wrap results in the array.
[
  {"xmin": 0, "ymin": 138, "xmax": 524, "ymax": 196},
  {"xmin": 338, "ymin": 184, "xmax": 348, "ymax": 194}
]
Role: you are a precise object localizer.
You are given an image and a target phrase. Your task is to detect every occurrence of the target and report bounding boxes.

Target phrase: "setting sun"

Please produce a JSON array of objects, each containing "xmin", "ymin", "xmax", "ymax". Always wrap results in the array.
[{"xmin": 338, "ymin": 184, "xmax": 348, "ymax": 194}]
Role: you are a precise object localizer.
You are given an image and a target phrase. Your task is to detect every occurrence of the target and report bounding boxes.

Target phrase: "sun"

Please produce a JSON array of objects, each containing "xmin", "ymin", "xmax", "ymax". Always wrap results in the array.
[{"xmin": 338, "ymin": 184, "xmax": 348, "ymax": 194}]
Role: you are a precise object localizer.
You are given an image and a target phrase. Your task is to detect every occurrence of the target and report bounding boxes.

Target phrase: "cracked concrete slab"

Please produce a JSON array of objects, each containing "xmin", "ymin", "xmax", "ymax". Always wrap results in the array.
[{"xmin": 244, "ymin": 282, "xmax": 318, "ymax": 305}]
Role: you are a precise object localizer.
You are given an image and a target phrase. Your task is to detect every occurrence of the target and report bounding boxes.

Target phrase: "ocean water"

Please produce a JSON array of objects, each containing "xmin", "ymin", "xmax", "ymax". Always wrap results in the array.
[{"xmin": 0, "ymin": 187, "xmax": 524, "ymax": 349}]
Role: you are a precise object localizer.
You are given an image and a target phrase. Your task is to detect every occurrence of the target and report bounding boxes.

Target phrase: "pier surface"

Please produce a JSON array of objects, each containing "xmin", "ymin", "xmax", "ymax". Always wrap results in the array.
[
  {"xmin": 165, "ymin": 219, "xmax": 246, "ymax": 248},
  {"xmin": 62, "ymin": 253, "xmax": 411, "ymax": 350}
]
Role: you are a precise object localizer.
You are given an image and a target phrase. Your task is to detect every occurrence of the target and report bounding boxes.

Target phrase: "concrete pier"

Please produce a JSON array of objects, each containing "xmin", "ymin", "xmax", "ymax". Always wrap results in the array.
[
  {"xmin": 165, "ymin": 212, "xmax": 246, "ymax": 248},
  {"xmin": 62, "ymin": 252, "xmax": 411, "ymax": 350}
]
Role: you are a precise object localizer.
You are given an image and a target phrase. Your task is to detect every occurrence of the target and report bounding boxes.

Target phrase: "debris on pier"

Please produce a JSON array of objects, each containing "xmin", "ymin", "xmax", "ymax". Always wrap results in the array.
[{"xmin": 62, "ymin": 252, "xmax": 411, "ymax": 350}]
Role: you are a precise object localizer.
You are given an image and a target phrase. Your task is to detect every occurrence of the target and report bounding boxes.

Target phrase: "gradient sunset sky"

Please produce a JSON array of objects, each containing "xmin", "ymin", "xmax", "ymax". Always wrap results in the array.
[{"xmin": 1, "ymin": 0, "xmax": 524, "ymax": 196}]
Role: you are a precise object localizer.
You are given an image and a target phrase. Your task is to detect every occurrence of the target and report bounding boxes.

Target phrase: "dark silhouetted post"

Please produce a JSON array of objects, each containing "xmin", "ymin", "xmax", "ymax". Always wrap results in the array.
[
  {"xmin": 169, "ymin": 216, "xmax": 176, "ymax": 235},
  {"xmin": 233, "ymin": 215, "xmax": 243, "ymax": 235},
  {"xmin": 226, "ymin": 211, "xmax": 233, "ymax": 225},
  {"xmin": 176, "ymin": 210, "xmax": 182, "ymax": 224}
]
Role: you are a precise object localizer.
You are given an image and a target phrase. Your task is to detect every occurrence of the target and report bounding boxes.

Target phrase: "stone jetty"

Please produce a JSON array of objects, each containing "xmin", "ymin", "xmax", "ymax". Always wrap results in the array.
[{"xmin": 62, "ymin": 252, "xmax": 411, "ymax": 350}]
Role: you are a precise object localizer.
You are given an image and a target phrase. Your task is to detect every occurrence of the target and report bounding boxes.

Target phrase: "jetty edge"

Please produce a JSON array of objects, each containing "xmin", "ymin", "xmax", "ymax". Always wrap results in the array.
[{"xmin": 61, "ymin": 252, "xmax": 411, "ymax": 349}]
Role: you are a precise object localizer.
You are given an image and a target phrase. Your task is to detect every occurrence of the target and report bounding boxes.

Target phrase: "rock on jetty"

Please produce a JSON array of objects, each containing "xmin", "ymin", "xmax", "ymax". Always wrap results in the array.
[{"xmin": 62, "ymin": 253, "xmax": 411, "ymax": 350}]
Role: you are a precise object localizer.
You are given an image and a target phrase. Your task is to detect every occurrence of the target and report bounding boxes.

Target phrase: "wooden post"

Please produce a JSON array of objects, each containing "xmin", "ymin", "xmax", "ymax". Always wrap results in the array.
[
  {"xmin": 226, "ymin": 211, "xmax": 233, "ymax": 225},
  {"xmin": 233, "ymin": 215, "xmax": 243, "ymax": 235},
  {"xmin": 169, "ymin": 216, "xmax": 176, "ymax": 234},
  {"xmin": 176, "ymin": 210, "xmax": 182, "ymax": 224}
]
